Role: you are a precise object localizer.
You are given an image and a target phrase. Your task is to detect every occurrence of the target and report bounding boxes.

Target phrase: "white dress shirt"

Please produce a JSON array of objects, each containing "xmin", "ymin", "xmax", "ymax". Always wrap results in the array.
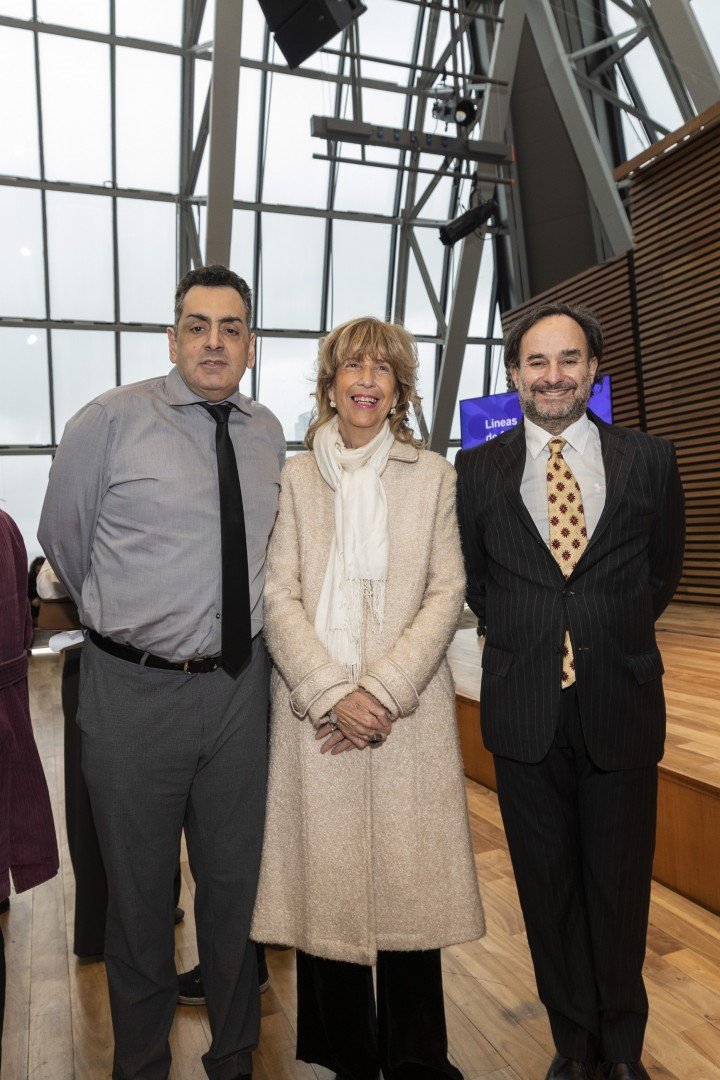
[{"xmin": 520, "ymin": 412, "xmax": 606, "ymax": 547}]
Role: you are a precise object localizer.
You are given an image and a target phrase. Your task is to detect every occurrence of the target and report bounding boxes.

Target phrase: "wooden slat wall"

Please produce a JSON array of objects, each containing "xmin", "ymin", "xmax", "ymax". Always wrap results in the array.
[
  {"xmin": 499, "ymin": 252, "xmax": 643, "ymax": 430},
  {"xmin": 500, "ymin": 113, "xmax": 720, "ymax": 604},
  {"xmin": 628, "ymin": 120, "xmax": 720, "ymax": 605}
]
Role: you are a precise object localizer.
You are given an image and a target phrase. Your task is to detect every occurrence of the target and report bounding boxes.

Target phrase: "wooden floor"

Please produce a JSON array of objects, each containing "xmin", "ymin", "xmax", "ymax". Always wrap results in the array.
[{"xmin": 3, "ymin": 650, "xmax": 720, "ymax": 1079}]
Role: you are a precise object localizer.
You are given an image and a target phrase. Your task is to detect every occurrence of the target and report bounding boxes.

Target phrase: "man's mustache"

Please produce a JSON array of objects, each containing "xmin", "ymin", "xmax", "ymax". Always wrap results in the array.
[{"xmin": 531, "ymin": 382, "xmax": 578, "ymax": 393}]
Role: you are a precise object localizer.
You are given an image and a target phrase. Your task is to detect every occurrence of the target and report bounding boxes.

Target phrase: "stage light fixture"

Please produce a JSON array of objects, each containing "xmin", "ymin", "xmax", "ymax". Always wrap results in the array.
[
  {"xmin": 439, "ymin": 199, "xmax": 497, "ymax": 247},
  {"xmin": 258, "ymin": 0, "xmax": 366, "ymax": 69},
  {"xmin": 453, "ymin": 98, "xmax": 477, "ymax": 127}
]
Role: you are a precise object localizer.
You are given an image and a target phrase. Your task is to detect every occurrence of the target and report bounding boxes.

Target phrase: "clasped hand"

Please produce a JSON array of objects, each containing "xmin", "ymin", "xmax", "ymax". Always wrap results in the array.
[{"xmin": 315, "ymin": 689, "xmax": 392, "ymax": 755}]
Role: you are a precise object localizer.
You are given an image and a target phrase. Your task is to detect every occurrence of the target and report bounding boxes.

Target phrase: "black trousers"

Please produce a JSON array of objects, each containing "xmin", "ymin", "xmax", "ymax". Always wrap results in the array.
[
  {"xmin": 296, "ymin": 948, "xmax": 462, "ymax": 1080},
  {"xmin": 493, "ymin": 684, "xmax": 658, "ymax": 1064}
]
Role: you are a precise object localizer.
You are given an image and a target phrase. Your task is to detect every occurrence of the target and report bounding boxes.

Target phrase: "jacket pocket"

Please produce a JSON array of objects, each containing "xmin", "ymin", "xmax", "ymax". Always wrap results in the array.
[
  {"xmin": 481, "ymin": 643, "xmax": 514, "ymax": 678},
  {"xmin": 624, "ymin": 647, "xmax": 664, "ymax": 684}
]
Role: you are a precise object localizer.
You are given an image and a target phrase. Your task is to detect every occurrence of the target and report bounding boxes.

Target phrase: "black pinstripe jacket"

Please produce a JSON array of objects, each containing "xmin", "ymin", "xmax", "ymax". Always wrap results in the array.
[{"xmin": 456, "ymin": 411, "xmax": 685, "ymax": 770}]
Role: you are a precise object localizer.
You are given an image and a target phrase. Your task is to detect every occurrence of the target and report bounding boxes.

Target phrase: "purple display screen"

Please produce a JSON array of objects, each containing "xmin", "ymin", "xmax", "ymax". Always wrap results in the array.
[{"xmin": 459, "ymin": 377, "xmax": 613, "ymax": 450}]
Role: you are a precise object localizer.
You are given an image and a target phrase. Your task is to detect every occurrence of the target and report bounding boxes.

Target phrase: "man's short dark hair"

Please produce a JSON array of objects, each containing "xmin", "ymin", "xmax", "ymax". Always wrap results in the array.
[
  {"xmin": 504, "ymin": 302, "xmax": 604, "ymax": 380},
  {"xmin": 173, "ymin": 265, "xmax": 253, "ymax": 329}
]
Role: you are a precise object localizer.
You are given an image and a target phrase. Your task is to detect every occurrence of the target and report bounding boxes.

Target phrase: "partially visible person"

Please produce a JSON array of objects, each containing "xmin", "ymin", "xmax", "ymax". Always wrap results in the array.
[
  {"xmin": 0, "ymin": 512, "xmax": 59, "ymax": 1063},
  {"xmin": 252, "ymin": 317, "xmax": 484, "ymax": 1080},
  {"xmin": 27, "ymin": 555, "xmax": 45, "ymax": 626},
  {"xmin": 39, "ymin": 264, "xmax": 284, "ymax": 1080},
  {"xmin": 456, "ymin": 303, "xmax": 685, "ymax": 1080}
]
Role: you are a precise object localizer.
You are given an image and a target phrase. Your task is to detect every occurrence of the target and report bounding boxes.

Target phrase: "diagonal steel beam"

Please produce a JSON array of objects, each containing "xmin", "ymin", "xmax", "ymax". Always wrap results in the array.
[
  {"xmin": 574, "ymin": 71, "xmax": 669, "ymax": 135},
  {"xmin": 524, "ymin": 0, "xmax": 632, "ymax": 254},
  {"xmin": 407, "ymin": 230, "xmax": 447, "ymax": 336},
  {"xmin": 179, "ymin": 0, "xmax": 208, "ymax": 275},
  {"xmin": 589, "ymin": 28, "xmax": 648, "ymax": 78},
  {"xmin": 393, "ymin": 3, "xmax": 441, "ymax": 324},
  {"xmin": 205, "ymin": 0, "xmax": 243, "ymax": 266},
  {"xmin": 429, "ymin": 0, "xmax": 526, "ymax": 453},
  {"xmin": 644, "ymin": 0, "xmax": 720, "ymax": 114},
  {"xmin": 186, "ymin": 86, "xmax": 211, "ymax": 195}
]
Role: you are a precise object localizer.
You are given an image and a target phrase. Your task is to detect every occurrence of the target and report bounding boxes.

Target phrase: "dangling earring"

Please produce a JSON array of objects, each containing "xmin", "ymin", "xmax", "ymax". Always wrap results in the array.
[
  {"xmin": 330, "ymin": 399, "xmax": 337, "ymax": 408},
  {"xmin": 389, "ymin": 406, "xmax": 397, "ymax": 415}
]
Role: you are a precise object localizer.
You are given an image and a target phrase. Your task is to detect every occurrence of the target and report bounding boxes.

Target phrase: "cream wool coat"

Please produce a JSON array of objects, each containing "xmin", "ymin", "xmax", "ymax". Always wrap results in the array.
[{"xmin": 251, "ymin": 441, "xmax": 485, "ymax": 965}]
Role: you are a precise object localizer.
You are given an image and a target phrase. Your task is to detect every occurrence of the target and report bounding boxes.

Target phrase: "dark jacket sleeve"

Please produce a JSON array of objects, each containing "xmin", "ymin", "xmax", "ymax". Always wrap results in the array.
[
  {"xmin": 648, "ymin": 441, "xmax": 685, "ymax": 620},
  {"xmin": 455, "ymin": 449, "xmax": 487, "ymax": 629}
]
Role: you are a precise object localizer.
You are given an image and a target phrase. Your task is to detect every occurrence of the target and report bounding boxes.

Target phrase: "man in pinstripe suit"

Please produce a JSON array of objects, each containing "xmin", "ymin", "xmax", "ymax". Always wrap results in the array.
[{"xmin": 456, "ymin": 303, "xmax": 685, "ymax": 1080}]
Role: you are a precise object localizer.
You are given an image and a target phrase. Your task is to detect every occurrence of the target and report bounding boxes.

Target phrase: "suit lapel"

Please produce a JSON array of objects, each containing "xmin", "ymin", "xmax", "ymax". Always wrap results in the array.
[{"xmin": 580, "ymin": 412, "xmax": 636, "ymax": 559}]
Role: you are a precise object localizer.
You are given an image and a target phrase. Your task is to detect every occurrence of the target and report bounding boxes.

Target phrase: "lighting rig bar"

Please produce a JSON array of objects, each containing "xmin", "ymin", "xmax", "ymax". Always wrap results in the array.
[{"xmin": 310, "ymin": 116, "xmax": 514, "ymax": 165}]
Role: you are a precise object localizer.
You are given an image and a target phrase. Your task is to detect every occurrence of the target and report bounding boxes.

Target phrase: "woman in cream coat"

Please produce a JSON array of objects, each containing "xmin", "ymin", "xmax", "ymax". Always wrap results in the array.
[{"xmin": 252, "ymin": 317, "xmax": 484, "ymax": 1080}]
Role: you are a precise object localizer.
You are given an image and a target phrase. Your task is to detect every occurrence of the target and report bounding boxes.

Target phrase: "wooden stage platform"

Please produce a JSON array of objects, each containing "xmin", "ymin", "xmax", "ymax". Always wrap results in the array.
[{"xmin": 450, "ymin": 602, "xmax": 720, "ymax": 917}]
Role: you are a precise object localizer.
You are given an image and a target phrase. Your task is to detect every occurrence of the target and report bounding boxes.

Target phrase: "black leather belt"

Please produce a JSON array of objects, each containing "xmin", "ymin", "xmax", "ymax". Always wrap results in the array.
[{"xmin": 88, "ymin": 630, "xmax": 221, "ymax": 674}]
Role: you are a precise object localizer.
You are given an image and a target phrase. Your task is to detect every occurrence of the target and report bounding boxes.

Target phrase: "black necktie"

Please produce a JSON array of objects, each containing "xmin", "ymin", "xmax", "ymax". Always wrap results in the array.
[{"xmin": 202, "ymin": 402, "xmax": 251, "ymax": 676}]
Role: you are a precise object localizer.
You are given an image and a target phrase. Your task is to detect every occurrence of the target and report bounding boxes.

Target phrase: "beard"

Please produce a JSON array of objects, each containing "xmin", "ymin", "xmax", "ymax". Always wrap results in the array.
[{"xmin": 517, "ymin": 369, "xmax": 595, "ymax": 431}]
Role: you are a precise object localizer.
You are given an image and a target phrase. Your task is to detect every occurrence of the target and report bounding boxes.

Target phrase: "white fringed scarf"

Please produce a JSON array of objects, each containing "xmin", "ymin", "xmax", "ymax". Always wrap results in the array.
[{"xmin": 313, "ymin": 416, "xmax": 395, "ymax": 681}]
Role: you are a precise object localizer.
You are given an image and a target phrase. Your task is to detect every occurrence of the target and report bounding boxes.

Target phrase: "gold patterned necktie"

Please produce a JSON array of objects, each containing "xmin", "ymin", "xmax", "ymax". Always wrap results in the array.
[{"xmin": 546, "ymin": 437, "xmax": 588, "ymax": 687}]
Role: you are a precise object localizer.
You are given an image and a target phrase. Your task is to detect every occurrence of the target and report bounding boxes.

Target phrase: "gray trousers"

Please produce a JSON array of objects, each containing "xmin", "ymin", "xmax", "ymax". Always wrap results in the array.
[{"xmin": 78, "ymin": 635, "xmax": 269, "ymax": 1080}]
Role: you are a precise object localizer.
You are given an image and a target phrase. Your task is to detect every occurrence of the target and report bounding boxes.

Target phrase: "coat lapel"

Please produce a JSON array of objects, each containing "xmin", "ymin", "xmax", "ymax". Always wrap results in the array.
[{"xmin": 580, "ymin": 411, "xmax": 636, "ymax": 558}]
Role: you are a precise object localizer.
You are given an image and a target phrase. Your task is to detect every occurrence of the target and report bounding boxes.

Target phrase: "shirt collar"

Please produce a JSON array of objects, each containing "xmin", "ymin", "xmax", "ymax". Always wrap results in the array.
[
  {"xmin": 164, "ymin": 365, "xmax": 253, "ymax": 416},
  {"xmin": 524, "ymin": 411, "xmax": 592, "ymax": 459}
]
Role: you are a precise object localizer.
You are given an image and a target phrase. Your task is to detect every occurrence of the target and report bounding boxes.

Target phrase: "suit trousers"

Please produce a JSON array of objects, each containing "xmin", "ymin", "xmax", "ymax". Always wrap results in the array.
[
  {"xmin": 493, "ymin": 685, "xmax": 658, "ymax": 1064},
  {"xmin": 79, "ymin": 635, "xmax": 269, "ymax": 1080},
  {"xmin": 63, "ymin": 650, "xmax": 182, "ymax": 958},
  {"xmin": 296, "ymin": 948, "xmax": 462, "ymax": 1080}
]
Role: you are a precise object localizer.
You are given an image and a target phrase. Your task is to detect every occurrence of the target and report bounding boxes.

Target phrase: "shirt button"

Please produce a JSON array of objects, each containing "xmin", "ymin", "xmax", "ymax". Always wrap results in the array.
[{"xmin": 215, "ymin": 612, "xmax": 221, "ymax": 620}]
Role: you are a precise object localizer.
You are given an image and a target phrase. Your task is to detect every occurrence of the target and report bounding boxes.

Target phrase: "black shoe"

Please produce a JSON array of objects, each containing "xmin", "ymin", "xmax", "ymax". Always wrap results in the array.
[
  {"xmin": 174, "ymin": 905, "xmax": 185, "ymax": 925},
  {"xmin": 178, "ymin": 964, "xmax": 205, "ymax": 1005},
  {"xmin": 602, "ymin": 1065, "xmax": 650, "ymax": 1080},
  {"xmin": 546, "ymin": 1054, "xmax": 601, "ymax": 1079},
  {"xmin": 177, "ymin": 959, "xmax": 270, "ymax": 1007}
]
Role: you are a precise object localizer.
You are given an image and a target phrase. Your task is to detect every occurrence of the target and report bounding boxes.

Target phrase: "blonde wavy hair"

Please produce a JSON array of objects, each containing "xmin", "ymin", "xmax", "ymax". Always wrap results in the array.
[{"xmin": 305, "ymin": 316, "xmax": 424, "ymax": 450}]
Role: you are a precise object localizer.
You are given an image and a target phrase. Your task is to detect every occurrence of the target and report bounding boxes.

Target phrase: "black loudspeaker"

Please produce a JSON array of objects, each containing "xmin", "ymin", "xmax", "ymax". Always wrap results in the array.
[{"xmin": 259, "ymin": 0, "xmax": 367, "ymax": 69}]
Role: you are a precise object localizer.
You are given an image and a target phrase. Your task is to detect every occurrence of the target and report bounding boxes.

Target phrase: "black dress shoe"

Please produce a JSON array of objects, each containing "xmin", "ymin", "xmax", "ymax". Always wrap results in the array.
[
  {"xmin": 603, "ymin": 1064, "xmax": 650, "ymax": 1079},
  {"xmin": 546, "ymin": 1054, "xmax": 601, "ymax": 1079}
]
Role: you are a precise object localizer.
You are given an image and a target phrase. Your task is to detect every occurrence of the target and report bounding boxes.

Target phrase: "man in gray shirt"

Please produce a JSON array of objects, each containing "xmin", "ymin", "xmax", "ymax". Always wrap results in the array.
[{"xmin": 39, "ymin": 265, "xmax": 285, "ymax": 1080}]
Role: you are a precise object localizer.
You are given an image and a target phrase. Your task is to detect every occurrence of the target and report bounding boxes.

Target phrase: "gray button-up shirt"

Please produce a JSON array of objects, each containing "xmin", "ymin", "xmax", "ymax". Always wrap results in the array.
[{"xmin": 38, "ymin": 367, "xmax": 285, "ymax": 662}]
